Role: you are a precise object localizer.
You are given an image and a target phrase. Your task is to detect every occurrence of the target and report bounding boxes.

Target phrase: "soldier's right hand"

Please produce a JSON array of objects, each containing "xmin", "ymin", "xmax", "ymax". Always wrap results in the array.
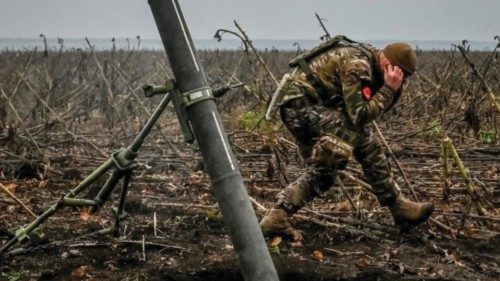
[{"xmin": 384, "ymin": 64, "xmax": 404, "ymax": 91}]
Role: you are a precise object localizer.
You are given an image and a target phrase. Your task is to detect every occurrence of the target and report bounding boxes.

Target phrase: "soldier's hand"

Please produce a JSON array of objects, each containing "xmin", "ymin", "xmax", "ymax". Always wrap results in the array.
[{"xmin": 384, "ymin": 65, "xmax": 404, "ymax": 91}]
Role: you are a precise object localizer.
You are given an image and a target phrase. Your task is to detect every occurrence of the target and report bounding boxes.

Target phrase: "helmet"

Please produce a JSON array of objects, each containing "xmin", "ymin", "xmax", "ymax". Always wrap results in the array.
[{"xmin": 382, "ymin": 43, "xmax": 417, "ymax": 76}]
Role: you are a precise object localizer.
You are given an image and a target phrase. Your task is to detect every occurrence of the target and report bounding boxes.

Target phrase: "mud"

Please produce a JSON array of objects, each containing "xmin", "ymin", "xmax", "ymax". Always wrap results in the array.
[{"xmin": 1, "ymin": 133, "xmax": 498, "ymax": 280}]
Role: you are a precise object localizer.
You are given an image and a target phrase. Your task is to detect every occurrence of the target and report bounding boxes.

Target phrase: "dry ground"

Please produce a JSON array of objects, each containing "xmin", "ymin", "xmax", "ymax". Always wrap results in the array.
[
  {"xmin": 0, "ymin": 46, "xmax": 499, "ymax": 280},
  {"xmin": 1, "ymin": 119, "xmax": 498, "ymax": 281}
]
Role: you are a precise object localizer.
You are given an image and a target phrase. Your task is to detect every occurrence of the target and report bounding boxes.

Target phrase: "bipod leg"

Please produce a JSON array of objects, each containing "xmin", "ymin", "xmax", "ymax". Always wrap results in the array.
[
  {"xmin": 67, "ymin": 158, "xmax": 115, "ymax": 198},
  {"xmin": 1, "ymin": 93, "xmax": 173, "ymax": 255},
  {"xmin": 0, "ymin": 235, "xmax": 18, "ymax": 255},
  {"xmin": 0, "ymin": 159, "xmax": 115, "ymax": 255},
  {"xmin": 113, "ymin": 172, "xmax": 132, "ymax": 236},
  {"xmin": 91, "ymin": 169, "xmax": 124, "ymax": 213}
]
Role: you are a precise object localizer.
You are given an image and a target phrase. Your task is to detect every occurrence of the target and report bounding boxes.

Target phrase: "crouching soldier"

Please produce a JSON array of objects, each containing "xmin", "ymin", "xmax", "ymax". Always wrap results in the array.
[{"xmin": 261, "ymin": 35, "xmax": 434, "ymax": 240}]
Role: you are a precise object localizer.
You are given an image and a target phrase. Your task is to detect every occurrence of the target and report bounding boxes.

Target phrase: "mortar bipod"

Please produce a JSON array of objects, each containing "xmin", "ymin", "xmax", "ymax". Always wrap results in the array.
[{"xmin": 0, "ymin": 81, "xmax": 178, "ymax": 256}]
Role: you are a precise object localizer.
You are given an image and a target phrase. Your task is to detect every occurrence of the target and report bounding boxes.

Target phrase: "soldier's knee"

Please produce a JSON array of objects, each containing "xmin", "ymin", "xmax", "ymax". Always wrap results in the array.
[{"xmin": 308, "ymin": 134, "xmax": 353, "ymax": 167}]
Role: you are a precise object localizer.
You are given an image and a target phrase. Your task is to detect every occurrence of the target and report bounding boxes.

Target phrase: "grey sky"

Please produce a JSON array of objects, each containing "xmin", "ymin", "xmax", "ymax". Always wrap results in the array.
[{"xmin": 0, "ymin": 0, "xmax": 498, "ymax": 41}]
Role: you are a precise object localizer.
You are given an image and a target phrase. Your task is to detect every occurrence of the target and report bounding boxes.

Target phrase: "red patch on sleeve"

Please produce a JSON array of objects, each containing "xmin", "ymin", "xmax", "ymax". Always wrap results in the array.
[{"xmin": 362, "ymin": 86, "xmax": 372, "ymax": 101}]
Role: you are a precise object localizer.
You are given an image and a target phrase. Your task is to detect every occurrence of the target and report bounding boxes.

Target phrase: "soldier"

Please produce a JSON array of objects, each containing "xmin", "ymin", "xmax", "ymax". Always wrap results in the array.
[{"xmin": 261, "ymin": 36, "xmax": 434, "ymax": 240}]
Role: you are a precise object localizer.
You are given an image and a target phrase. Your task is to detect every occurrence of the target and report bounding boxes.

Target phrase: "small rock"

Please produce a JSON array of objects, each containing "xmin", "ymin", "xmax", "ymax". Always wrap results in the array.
[
  {"xmin": 6, "ymin": 205, "xmax": 16, "ymax": 213},
  {"xmin": 69, "ymin": 249, "xmax": 82, "ymax": 257}
]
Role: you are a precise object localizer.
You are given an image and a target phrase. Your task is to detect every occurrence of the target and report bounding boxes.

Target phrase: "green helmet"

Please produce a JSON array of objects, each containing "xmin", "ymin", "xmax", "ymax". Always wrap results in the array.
[{"xmin": 382, "ymin": 43, "xmax": 417, "ymax": 76}]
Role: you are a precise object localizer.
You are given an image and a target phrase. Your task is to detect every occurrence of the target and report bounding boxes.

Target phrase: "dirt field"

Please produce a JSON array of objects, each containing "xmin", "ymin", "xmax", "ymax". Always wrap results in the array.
[{"xmin": 0, "ymin": 44, "xmax": 499, "ymax": 280}]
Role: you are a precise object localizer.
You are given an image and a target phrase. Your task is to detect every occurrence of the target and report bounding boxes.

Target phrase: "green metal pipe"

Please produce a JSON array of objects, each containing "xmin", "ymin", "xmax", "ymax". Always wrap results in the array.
[
  {"xmin": 67, "ymin": 158, "xmax": 114, "ymax": 198},
  {"xmin": 61, "ymin": 198, "xmax": 97, "ymax": 207},
  {"xmin": 129, "ymin": 92, "xmax": 172, "ymax": 154},
  {"xmin": 92, "ymin": 170, "xmax": 123, "ymax": 212}
]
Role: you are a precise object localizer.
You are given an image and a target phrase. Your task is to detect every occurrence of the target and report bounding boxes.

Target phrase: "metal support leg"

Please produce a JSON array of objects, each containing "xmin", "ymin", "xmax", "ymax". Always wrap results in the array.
[
  {"xmin": 1, "ymin": 94, "xmax": 173, "ymax": 255},
  {"xmin": 92, "ymin": 170, "xmax": 124, "ymax": 213},
  {"xmin": 114, "ymin": 172, "xmax": 132, "ymax": 235}
]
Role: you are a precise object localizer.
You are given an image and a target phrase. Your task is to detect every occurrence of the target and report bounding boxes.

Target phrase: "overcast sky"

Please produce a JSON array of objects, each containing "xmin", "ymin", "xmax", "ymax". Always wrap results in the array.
[{"xmin": 0, "ymin": 0, "xmax": 498, "ymax": 41}]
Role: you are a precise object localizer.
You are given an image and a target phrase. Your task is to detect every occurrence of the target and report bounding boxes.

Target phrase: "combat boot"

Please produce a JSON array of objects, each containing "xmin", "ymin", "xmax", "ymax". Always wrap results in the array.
[
  {"xmin": 260, "ymin": 208, "xmax": 303, "ymax": 241},
  {"xmin": 389, "ymin": 196, "xmax": 434, "ymax": 229}
]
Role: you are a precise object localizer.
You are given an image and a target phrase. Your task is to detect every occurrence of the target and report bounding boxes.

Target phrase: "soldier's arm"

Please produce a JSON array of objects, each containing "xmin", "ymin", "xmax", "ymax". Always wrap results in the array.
[{"xmin": 341, "ymin": 60, "xmax": 397, "ymax": 126}]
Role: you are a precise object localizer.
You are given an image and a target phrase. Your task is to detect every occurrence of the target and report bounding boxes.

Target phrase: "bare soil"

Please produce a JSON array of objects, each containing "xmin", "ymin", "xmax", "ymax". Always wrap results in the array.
[
  {"xmin": 1, "ymin": 124, "xmax": 498, "ymax": 281},
  {"xmin": 0, "ymin": 47, "xmax": 499, "ymax": 280}
]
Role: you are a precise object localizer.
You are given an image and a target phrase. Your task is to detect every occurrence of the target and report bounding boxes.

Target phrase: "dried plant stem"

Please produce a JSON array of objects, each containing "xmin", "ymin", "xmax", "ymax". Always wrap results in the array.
[
  {"xmin": 117, "ymin": 239, "xmax": 186, "ymax": 251},
  {"xmin": 441, "ymin": 136, "xmax": 476, "ymax": 194},
  {"xmin": 154, "ymin": 202, "xmax": 217, "ymax": 209},
  {"xmin": 233, "ymin": 20, "xmax": 279, "ymax": 88},
  {"xmin": 315, "ymin": 12, "xmax": 331, "ymax": 40},
  {"xmin": 250, "ymin": 196, "xmax": 268, "ymax": 212},
  {"xmin": 229, "ymin": 21, "xmax": 291, "ymax": 185},
  {"xmin": 0, "ymin": 183, "xmax": 37, "ymax": 218},
  {"xmin": 373, "ymin": 121, "xmax": 420, "ymax": 200},
  {"xmin": 336, "ymin": 175, "xmax": 358, "ymax": 213},
  {"xmin": 293, "ymin": 214, "xmax": 388, "ymax": 241},
  {"xmin": 141, "ymin": 235, "xmax": 146, "ymax": 261},
  {"xmin": 153, "ymin": 212, "xmax": 157, "ymax": 237},
  {"xmin": 371, "ymin": 123, "xmax": 447, "ymax": 231},
  {"xmin": 338, "ymin": 170, "xmax": 373, "ymax": 192},
  {"xmin": 0, "ymin": 87, "xmax": 43, "ymax": 155},
  {"xmin": 21, "ymin": 78, "xmax": 108, "ymax": 158},
  {"xmin": 85, "ymin": 38, "xmax": 129, "ymax": 137},
  {"xmin": 441, "ymin": 136, "xmax": 486, "ymax": 215},
  {"xmin": 457, "ymin": 45, "xmax": 500, "ymax": 113},
  {"xmin": 113, "ymin": 65, "xmax": 179, "ymax": 155}
]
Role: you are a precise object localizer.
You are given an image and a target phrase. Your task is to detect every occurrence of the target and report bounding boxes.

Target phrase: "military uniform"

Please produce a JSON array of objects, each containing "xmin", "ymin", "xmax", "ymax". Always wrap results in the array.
[{"xmin": 261, "ymin": 37, "xmax": 433, "ymax": 235}]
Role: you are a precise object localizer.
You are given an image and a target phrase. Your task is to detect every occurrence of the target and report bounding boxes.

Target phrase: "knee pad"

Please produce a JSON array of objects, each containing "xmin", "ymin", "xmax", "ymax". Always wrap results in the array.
[{"xmin": 308, "ymin": 133, "xmax": 353, "ymax": 167}]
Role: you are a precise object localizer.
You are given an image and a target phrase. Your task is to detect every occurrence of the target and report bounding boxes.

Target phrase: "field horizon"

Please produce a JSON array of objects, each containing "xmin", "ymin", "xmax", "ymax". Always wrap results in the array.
[{"xmin": 1, "ymin": 37, "xmax": 498, "ymax": 51}]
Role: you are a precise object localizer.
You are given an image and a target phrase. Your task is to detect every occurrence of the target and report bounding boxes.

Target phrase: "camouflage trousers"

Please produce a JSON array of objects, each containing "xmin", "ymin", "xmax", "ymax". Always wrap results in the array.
[{"xmin": 276, "ymin": 96, "xmax": 400, "ymax": 214}]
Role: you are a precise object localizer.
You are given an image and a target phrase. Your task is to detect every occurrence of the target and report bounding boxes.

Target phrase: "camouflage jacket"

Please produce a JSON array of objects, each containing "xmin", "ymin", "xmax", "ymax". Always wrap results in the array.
[{"xmin": 289, "ymin": 42, "xmax": 401, "ymax": 127}]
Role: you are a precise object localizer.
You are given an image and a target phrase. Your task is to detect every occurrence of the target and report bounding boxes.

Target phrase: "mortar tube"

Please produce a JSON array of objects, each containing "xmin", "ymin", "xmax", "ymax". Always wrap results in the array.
[{"xmin": 148, "ymin": 0, "xmax": 279, "ymax": 280}]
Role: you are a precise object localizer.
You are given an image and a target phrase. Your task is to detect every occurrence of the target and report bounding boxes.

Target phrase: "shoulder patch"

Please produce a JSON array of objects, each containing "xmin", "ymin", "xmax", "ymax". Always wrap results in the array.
[{"xmin": 362, "ymin": 85, "xmax": 372, "ymax": 101}]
